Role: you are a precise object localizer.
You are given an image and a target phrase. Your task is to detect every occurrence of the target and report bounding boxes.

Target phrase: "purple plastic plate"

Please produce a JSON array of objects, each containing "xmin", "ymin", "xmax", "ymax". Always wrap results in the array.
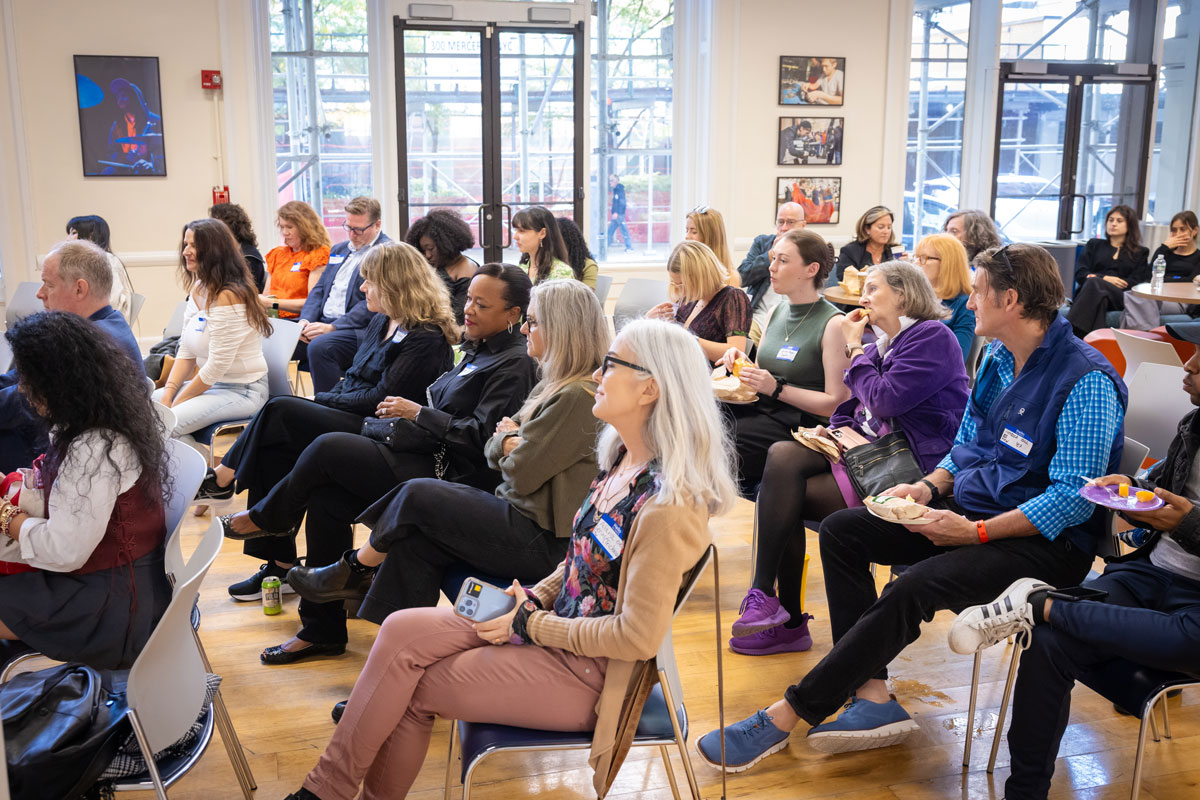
[{"xmin": 1078, "ymin": 483, "xmax": 1164, "ymax": 512}]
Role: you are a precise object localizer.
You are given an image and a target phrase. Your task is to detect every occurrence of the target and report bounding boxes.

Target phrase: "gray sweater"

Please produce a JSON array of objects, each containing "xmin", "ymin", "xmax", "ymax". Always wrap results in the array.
[{"xmin": 484, "ymin": 380, "xmax": 601, "ymax": 537}]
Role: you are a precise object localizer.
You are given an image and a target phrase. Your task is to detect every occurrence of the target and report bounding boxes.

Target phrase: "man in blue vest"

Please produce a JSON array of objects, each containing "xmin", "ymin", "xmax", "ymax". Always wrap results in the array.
[
  {"xmin": 700, "ymin": 243, "xmax": 1128, "ymax": 770},
  {"xmin": 297, "ymin": 195, "xmax": 390, "ymax": 393},
  {"xmin": 0, "ymin": 239, "xmax": 144, "ymax": 471}
]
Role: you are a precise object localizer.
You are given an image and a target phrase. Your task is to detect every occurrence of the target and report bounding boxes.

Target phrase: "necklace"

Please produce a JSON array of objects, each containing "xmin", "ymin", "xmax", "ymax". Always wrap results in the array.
[
  {"xmin": 592, "ymin": 459, "xmax": 648, "ymax": 522},
  {"xmin": 784, "ymin": 300, "xmax": 819, "ymax": 343}
]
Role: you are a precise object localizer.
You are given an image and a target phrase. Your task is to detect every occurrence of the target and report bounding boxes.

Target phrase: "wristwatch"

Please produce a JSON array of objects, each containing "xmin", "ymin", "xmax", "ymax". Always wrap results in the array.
[
  {"xmin": 845, "ymin": 342, "xmax": 864, "ymax": 359},
  {"xmin": 272, "ymin": 302, "xmax": 280, "ymax": 311},
  {"xmin": 770, "ymin": 376, "xmax": 788, "ymax": 400}
]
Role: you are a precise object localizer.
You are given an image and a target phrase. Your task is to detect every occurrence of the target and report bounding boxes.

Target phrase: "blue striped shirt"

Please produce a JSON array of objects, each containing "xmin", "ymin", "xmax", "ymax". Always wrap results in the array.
[{"xmin": 937, "ymin": 344, "xmax": 1124, "ymax": 540}]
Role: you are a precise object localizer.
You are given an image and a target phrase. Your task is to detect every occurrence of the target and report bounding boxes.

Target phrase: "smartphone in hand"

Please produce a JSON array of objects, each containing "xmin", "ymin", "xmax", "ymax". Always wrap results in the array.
[{"xmin": 453, "ymin": 578, "xmax": 517, "ymax": 622}]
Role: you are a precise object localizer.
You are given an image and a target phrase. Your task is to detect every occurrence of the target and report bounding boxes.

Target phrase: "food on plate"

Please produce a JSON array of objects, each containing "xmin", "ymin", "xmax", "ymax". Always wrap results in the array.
[
  {"xmin": 731, "ymin": 357, "xmax": 749, "ymax": 378},
  {"xmin": 863, "ymin": 494, "xmax": 930, "ymax": 522},
  {"xmin": 711, "ymin": 372, "xmax": 757, "ymax": 403},
  {"xmin": 1118, "ymin": 483, "xmax": 1130, "ymax": 497},
  {"xmin": 1136, "ymin": 489, "xmax": 1155, "ymax": 503},
  {"xmin": 792, "ymin": 427, "xmax": 840, "ymax": 460}
]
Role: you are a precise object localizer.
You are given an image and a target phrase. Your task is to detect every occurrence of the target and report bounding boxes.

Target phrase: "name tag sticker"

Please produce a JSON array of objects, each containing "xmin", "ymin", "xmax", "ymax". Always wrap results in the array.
[
  {"xmin": 291, "ymin": 261, "xmax": 303, "ymax": 272},
  {"xmin": 459, "ymin": 363, "xmax": 478, "ymax": 376},
  {"xmin": 776, "ymin": 345, "xmax": 800, "ymax": 362},
  {"xmin": 328, "ymin": 255, "xmax": 345, "ymax": 265},
  {"xmin": 590, "ymin": 513, "xmax": 625, "ymax": 560},
  {"xmin": 193, "ymin": 315, "xmax": 206, "ymax": 332},
  {"xmin": 1000, "ymin": 426, "xmax": 1033, "ymax": 457},
  {"xmin": 391, "ymin": 329, "xmax": 408, "ymax": 344}
]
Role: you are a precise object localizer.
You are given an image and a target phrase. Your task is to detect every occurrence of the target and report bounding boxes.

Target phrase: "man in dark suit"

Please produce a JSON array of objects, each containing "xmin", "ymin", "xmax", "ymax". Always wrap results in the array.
[
  {"xmin": 0, "ymin": 240, "xmax": 144, "ymax": 471},
  {"xmin": 297, "ymin": 196, "xmax": 390, "ymax": 393}
]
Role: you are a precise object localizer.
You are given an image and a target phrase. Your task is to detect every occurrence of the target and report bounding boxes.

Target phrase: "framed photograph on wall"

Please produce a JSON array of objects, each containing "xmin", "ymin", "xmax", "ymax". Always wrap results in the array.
[
  {"xmin": 73, "ymin": 55, "xmax": 167, "ymax": 177},
  {"xmin": 779, "ymin": 117, "xmax": 844, "ymax": 166},
  {"xmin": 779, "ymin": 56, "xmax": 845, "ymax": 106},
  {"xmin": 777, "ymin": 177, "xmax": 841, "ymax": 224}
]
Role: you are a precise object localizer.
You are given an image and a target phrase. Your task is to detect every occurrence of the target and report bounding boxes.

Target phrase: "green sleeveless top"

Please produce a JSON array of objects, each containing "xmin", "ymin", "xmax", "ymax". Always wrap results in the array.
[{"xmin": 756, "ymin": 298, "xmax": 842, "ymax": 394}]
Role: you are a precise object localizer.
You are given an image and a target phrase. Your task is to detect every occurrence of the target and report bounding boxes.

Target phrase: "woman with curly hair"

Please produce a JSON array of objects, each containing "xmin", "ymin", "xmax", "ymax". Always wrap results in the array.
[
  {"xmin": 210, "ymin": 202, "xmax": 267, "ymax": 292},
  {"xmin": 555, "ymin": 217, "xmax": 599, "ymax": 288},
  {"xmin": 406, "ymin": 208, "xmax": 479, "ymax": 323},
  {"xmin": 262, "ymin": 201, "xmax": 332, "ymax": 319},
  {"xmin": 155, "ymin": 218, "xmax": 274, "ymax": 446},
  {"xmin": 0, "ymin": 311, "xmax": 170, "ymax": 670},
  {"xmin": 943, "ymin": 209, "xmax": 1002, "ymax": 262}
]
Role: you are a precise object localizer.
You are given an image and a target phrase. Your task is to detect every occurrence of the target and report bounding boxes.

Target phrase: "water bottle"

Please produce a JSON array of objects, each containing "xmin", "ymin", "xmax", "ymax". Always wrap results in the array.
[{"xmin": 1151, "ymin": 254, "xmax": 1167, "ymax": 293}]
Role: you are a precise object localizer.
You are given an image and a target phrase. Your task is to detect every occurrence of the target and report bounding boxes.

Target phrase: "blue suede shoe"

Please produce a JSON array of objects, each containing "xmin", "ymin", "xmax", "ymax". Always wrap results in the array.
[
  {"xmin": 696, "ymin": 709, "xmax": 791, "ymax": 773},
  {"xmin": 805, "ymin": 696, "xmax": 919, "ymax": 753}
]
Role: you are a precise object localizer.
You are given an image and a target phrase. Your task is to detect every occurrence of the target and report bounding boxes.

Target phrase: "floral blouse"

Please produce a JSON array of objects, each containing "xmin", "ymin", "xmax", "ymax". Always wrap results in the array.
[{"xmin": 551, "ymin": 461, "xmax": 660, "ymax": 620}]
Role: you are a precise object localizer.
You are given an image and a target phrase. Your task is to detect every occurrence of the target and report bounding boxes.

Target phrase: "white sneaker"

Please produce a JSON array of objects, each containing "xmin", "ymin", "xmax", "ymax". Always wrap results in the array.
[{"xmin": 948, "ymin": 577, "xmax": 1053, "ymax": 655}]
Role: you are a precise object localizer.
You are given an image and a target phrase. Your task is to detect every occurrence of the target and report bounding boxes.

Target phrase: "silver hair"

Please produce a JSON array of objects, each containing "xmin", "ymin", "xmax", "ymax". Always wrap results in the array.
[
  {"xmin": 596, "ymin": 319, "xmax": 738, "ymax": 515},
  {"xmin": 866, "ymin": 260, "xmax": 950, "ymax": 321},
  {"xmin": 517, "ymin": 279, "xmax": 609, "ymax": 421},
  {"xmin": 47, "ymin": 239, "xmax": 113, "ymax": 297}
]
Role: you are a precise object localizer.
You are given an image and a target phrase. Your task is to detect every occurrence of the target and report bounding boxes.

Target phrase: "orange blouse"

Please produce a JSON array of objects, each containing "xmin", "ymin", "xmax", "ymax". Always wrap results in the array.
[{"xmin": 264, "ymin": 245, "xmax": 330, "ymax": 318}]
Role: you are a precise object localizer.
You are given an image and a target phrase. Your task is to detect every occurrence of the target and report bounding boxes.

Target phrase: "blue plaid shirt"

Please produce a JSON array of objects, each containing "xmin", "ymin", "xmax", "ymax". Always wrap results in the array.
[{"xmin": 937, "ymin": 344, "xmax": 1124, "ymax": 540}]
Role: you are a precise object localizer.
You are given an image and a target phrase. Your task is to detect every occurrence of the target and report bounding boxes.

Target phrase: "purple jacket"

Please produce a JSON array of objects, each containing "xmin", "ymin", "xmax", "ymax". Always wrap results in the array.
[{"xmin": 830, "ymin": 319, "xmax": 969, "ymax": 473}]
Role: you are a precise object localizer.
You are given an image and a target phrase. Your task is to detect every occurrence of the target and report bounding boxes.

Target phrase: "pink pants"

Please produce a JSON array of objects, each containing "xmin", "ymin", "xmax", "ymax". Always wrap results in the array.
[{"xmin": 303, "ymin": 606, "xmax": 607, "ymax": 800}]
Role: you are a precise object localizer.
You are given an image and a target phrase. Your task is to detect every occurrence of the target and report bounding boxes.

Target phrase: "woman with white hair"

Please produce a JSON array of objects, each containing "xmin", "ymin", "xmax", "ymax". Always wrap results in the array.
[
  {"xmin": 286, "ymin": 280, "xmax": 609, "ymax": 627},
  {"xmin": 284, "ymin": 319, "xmax": 737, "ymax": 800},
  {"xmin": 729, "ymin": 261, "xmax": 969, "ymax": 656}
]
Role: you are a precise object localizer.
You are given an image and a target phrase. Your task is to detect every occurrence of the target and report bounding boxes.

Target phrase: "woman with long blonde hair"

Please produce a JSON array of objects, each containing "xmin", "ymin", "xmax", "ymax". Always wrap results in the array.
[
  {"xmin": 647, "ymin": 240, "xmax": 752, "ymax": 363},
  {"xmin": 288, "ymin": 278, "xmax": 609, "ymax": 626},
  {"xmin": 685, "ymin": 206, "xmax": 738, "ymax": 285},
  {"xmin": 261, "ymin": 200, "xmax": 332, "ymax": 319},
  {"xmin": 284, "ymin": 319, "xmax": 736, "ymax": 800},
  {"xmin": 913, "ymin": 232, "xmax": 976, "ymax": 359}
]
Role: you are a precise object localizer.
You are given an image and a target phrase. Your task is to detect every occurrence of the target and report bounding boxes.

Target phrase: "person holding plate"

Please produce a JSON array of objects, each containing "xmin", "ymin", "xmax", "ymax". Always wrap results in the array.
[
  {"xmin": 716, "ymin": 228, "xmax": 850, "ymax": 497},
  {"xmin": 728, "ymin": 261, "xmax": 968, "ymax": 656},
  {"xmin": 700, "ymin": 243, "xmax": 1126, "ymax": 768}
]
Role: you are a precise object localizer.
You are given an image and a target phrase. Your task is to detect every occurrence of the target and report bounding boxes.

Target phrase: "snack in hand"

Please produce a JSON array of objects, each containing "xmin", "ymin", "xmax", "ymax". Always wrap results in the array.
[
  {"xmin": 712, "ymin": 373, "xmax": 758, "ymax": 403},
  {"xmin": 863, "ymin": 494, "xmax": 930, "ymax": 522},
  {"xmin": 792, "ymin": 427, "xmax": 841, "ymax": 460},
  {"xmin": 1136, "ymin": 490, "xmax": 1155, "ymax": 503},
  {"xmin": 731, "ymin": 357, "xmax": 749, "ymax": 378}
]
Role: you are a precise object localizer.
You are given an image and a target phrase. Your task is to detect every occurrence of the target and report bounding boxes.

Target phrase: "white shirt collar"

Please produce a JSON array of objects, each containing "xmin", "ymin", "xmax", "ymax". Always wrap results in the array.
[
  {"xmin": 348, "ymin": 229, "xmax": 382, "ymax": 254},
  {"xmin": 872, "ymin": 315, "xmax": 917, "ymax": 359}
]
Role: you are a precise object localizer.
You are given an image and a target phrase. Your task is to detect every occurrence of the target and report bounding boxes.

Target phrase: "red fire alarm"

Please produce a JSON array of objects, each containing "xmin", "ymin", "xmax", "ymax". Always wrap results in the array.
[
  {"xmin": 202, "ymin": 70, "xmax": 223, "ymax": 89},
  {"xmin": 212, "ymin": 186, "xmax": 230, "ymax": 205}
]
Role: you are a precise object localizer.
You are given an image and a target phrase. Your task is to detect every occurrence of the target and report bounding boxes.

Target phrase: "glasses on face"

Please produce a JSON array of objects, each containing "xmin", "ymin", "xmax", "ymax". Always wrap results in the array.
[
  {"xmin": 600, "ymin": 354, "xmax": 650, "ymax": 376},
  {"xmin": 343, "ymin": 221, "xmax": 377, "ymax": 235},
  {"xmin": 525, "ymin": 315, "xmax": 538, "ymax": 328},
  {"xmin": 913, "ymin": 255, "xmax": 940, "ymax": 265}
]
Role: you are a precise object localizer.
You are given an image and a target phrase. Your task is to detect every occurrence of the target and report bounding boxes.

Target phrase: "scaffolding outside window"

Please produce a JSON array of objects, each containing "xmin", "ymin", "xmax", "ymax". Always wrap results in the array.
[
  {"xmin": 591, "ymin": 0, "xmax": 673, "ymax": 262},
  {"xmin": 271, "ymin": 0, "xmax": 372, "ymax": 245},
  {"xmin": 904, "ymin": 0, "xmax": 970, "ymax": 250},
  {"xmin": 1148, "ymin": 1, "xmax": 1200, "ymax": 220}
]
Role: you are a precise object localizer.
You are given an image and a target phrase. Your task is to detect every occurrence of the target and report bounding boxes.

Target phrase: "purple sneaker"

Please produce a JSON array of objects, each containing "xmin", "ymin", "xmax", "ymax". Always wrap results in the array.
[
  {"xmin": 729, "ymin": 615, "xmax": 814, "ymax": 656},
  {"xmin": 731, "ymin": 588, "xmax": 790, "ymax": 636}
]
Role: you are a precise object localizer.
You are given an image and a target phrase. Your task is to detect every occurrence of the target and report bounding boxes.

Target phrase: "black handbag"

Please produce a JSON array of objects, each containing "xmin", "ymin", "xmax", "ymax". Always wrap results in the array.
[
  {"xmin": 841, "ymin": 429, "xmax": 924, "ymax": 500},
  {"xmin": 2, "ymin": 662, "xmax": 131, "ymax": 800}
]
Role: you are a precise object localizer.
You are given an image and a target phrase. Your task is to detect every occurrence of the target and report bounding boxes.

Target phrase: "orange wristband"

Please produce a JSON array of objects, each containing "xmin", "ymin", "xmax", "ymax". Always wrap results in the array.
[{"xmin": 976, "ymin": 520, "xmax": 989, "ymax": 544}]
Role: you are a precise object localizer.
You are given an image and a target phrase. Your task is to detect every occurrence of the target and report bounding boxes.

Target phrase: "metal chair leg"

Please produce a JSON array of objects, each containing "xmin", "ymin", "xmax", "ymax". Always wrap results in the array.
[
  {"xmin": 1148, "ymin": 705, "xmax": 1160, "ymax": 742},
  {"xmin": 444, "ymin": 721, "xmax": 458, "ymax": 800},
  {"xmin": 192, "ymin": 628, "xmax": 257, "ymax": 792},
  {"xmin": 962, "ymin": 651, "xmax": 982, "ymax": 768},
  {"xmin": 1161, "ymin": 696, "xmax": 1172, "ymax": 739},
  {"xmin": 128, "ymin": 709, "xmax": 170, "ymax": 800},
  {"xmin": 1130, "ymin": 706, "xmax": 1153, "ymax": 800},
  {"xmin": 987, "ymin": 634, "xmax": 1027, "ymax": 774},
  {"xmin": 659, "ymin": 674, "xmax": 701, "ymax": 800},
  {"xmin": 658, "ymin": 745, "xmax": 682, "ymax": 800}
]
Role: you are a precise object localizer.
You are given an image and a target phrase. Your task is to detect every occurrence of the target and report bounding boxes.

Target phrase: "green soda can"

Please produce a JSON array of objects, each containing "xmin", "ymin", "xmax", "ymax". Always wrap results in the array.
[{"xmin": 262, "ymin": 575, "xmax": 283, "ymax": 615}]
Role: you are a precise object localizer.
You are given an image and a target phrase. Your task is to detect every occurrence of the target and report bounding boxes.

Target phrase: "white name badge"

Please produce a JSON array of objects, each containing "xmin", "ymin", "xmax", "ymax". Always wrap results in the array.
[
  {"xmin": 1000, "ymin": 425, "xmax": 1033, "ymax": 457},
  {"xmin": 776, "ymin": 345, "xmax": 800, "ymax": 362},
  {"xmin": 590, "ymin": 513, "xmax": 625, "ymax": 560},
  {"xmin": 459, "ymin": 363, "xmax": 478, "ymax": 376},
  {"xmin": 193, "ymin": 315, "xmax": 207, "ymax": 332},
  {"xmin": 290, "ymin": 261, "xmax": 303, "ymax": 272},
  {"xmin": 391, "ymin": 329, "xmax": 408, "ymax": 344},
  {"xmin": 328, "ymin": 255, "xmax": 346, "ymax": 265}
]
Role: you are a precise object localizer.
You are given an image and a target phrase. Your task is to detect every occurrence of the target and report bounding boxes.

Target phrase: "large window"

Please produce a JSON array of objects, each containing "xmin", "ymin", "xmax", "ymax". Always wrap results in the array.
[
  {"xmin": 1000, "ymin": 0, "xmax": 1131, "ymax": 62},
  {"xmin": 903, "ymin": 0, "xmax": 970, "ymax": 250},
  {"xmin": 271, "ymin": 0, "xmax": 373, "ymax": 244},
  {"xmin": 1148, "ymin": 1, "xmax": 1200, "ymax": 220},
  {"xmin": 590, "ymin": 0, "xmax": 673, "ymax": 261}
]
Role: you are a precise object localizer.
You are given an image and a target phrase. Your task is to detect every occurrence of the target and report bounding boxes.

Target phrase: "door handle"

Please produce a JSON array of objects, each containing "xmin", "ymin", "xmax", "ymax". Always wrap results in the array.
[
  {"xmin": 1068, "ymin": 194, "xmax": 1086, "ymax": 235},
  {"xmin": 476, "ymin": 204, "xmax": 486, "ymax": 248},
  {"xmin": 501, "ymin": 204, "xmax": 513, "ymax": 248}
]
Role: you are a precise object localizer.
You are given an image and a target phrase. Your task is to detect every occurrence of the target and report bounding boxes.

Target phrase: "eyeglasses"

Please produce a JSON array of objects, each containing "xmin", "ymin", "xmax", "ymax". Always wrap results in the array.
[
  {"xmin": 343, "ymin": 221, "xmax": 378, "ymax": 235},
  {"xmin": 525, "ymin": 315, "xmax": 538, "ymax": 328},
  {"xmin": 913, "ymin": 255, "xmax": 940, "ymax": 265},
  {"xmin": 992, "ymin": 245, "xmax": 1014, "ymax": 274},
  {"xmin": 600, "ymin": 354, "xmax": 650, "ymax": 376}
]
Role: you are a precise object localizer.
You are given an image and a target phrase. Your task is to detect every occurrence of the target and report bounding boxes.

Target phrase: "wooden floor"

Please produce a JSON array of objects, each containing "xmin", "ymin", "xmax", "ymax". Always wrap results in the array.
[{"xmin": 123, "ymin": 484, "xmax": 1199, "ymax": 799}]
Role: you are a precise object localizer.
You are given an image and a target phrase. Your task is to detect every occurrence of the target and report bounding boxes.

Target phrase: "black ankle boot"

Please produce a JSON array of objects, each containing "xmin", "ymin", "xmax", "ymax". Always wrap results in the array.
[
  {"xmin": 284, "ymin": 788, "xmax": 323, "ymax": 800},
  {"xmin": 286, "ymin": 553, "xmax": 374, "ymax": 604}
]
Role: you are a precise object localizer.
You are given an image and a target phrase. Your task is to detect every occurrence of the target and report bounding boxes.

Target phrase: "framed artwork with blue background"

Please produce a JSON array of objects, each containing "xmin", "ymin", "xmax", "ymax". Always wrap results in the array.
[{"xmin": 74, "ymin": 55, "xmax": 167, "ymax": 177}]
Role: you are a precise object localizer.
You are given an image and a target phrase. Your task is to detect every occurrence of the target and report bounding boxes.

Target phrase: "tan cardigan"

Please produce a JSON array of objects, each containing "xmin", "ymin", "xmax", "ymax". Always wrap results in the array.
[{"xmin": 525, "ymin": 498, "xmax": 711, "ymax": 798}]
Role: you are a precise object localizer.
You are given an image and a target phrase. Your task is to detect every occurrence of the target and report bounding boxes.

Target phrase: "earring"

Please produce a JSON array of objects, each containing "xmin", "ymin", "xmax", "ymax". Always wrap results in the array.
[{"xmin": 507, "ymin": 321, "xmax": 515, "ymax": 334}]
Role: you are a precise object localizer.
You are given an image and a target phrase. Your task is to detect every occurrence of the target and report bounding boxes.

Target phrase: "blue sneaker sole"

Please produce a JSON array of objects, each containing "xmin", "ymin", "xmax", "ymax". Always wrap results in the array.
[
  {"xmin": 805, "ymin": 718, "xmax": 918, "ymax": 754},
  {"xmin": 696, "ymin": 736, "xmax": 790, "ymax": 773}
]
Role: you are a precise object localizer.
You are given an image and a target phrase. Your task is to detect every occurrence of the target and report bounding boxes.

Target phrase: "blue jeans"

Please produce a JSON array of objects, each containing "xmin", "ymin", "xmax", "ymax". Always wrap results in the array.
[
  {"xmin": 153, "ymin": 376, "xmax": 269, "ymax": 442},
  {"xmin": 607, "ymin": 217, "xmax": 632, "ymax": 249},
  {"xmin": 1005, "ymin": 555, "xmax": 1200, "ymax": 799}
]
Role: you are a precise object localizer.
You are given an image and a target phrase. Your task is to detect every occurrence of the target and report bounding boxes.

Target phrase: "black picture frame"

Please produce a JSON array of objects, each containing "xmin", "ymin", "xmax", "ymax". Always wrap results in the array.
[
  {"xmin": 776, "ymin": 177, "xmax": 841, "ymax": 224},
  {"xmin": 778, "ymin": 116, "xmax": 844, "ymax": 166},
  {"xmin": 74, "ymin": 54, "xmax": 167, "ymax": 177},
  {"xmin": 779, "ymin": 56, "xmax": 845, "ymax": 106}
]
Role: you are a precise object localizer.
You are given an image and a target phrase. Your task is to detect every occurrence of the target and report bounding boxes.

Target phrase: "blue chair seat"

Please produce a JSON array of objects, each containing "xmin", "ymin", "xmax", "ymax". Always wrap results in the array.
[
  {"xmin": 191, "ymin": 418, "xmax": 252, "ymax": 448},
  {"xmin": 454, "ymin": 683, "xmax": 684, "ymax": 781},
  {"xmin": 1079, "ymin": 658, "xmax": 1199, "ymax": 718}
]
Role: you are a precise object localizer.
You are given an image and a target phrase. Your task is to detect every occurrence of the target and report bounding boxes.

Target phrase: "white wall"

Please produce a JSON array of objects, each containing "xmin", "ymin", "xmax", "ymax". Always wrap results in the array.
[{"xmin": 0, "ymin": 0, "xmax": 274, "ymax": 340}]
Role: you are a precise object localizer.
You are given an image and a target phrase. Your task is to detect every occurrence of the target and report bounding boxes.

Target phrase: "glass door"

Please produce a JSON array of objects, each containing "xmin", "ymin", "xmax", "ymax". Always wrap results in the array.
[
  {"xmin": 395, "ymin": 19, "xmax": 584, "ymax": 264},
  {"xmin": 991, "ymin": 62, "xmax": 1156, "ymax": 243}
]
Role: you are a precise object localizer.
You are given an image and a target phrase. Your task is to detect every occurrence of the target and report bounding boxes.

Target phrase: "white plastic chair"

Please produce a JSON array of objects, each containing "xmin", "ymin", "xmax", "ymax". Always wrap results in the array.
[
  {"xmin": 612, "ymin": 278, "xmax": 669, "ymax": 332},
  {"xmin": 1112, "ymin": 329, "xmax": 1184, "ymax": 379},
  {"xmin": 0, "ymin": 337, "xmax": 11, "ymax": 373},
  {"xmin": 1125, "ymin": 362, "xmax": 1193, "ymax": 461},
  {"xmin": 162, "ymin": 439, "xmax": 207, "ymax": 567},
  {"xmin": 594, "ymin": 274, "xmax": 613, "ymax": 308},
  {"xmin": 153, "ymin": 402, "xmax": 177, "ymax": 440},
  {"xmin": 128, "ymin": 293, "xmax": 147, "ymax": 326},
  {"xmin": 965, "ymin": 335, "xmax": 987, "ymax": 386},
  {"xmin": 162, "ymin": 300, "xmax": 188, "ymax": 339},
  {"xmin": 4, "ymin": 283, "xmax": 42, "ymax": 329}
]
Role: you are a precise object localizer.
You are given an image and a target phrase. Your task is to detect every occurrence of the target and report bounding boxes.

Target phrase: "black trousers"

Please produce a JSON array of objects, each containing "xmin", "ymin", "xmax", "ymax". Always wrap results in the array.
[
  {"xmin": 723, "ymin": 401, "xmax": 817, "ymax": 498},
  {"xmin": 247, "ymin": 431, "xmax": 437, "ymax": 643},
  {"xmin": 1005, "ymin": 556, "xmax": 1200, "ymax": 799},
  {"xmin": 781, "ymin": 506, "xmax": 1095, "ymax": 725},
  {"xmin": 1066, "ymin": 276, "xmax": 1126, "ymax": 335},
  {"xmin": 357, "ymin": 479, "xmax": 568, "ymax": 625}
]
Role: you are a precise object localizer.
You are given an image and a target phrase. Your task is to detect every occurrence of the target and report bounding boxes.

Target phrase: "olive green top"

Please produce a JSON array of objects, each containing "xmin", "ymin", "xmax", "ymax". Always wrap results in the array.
[{"xmin": 756, "ymin": 298, "xmax": 842, "ymax": 394}]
